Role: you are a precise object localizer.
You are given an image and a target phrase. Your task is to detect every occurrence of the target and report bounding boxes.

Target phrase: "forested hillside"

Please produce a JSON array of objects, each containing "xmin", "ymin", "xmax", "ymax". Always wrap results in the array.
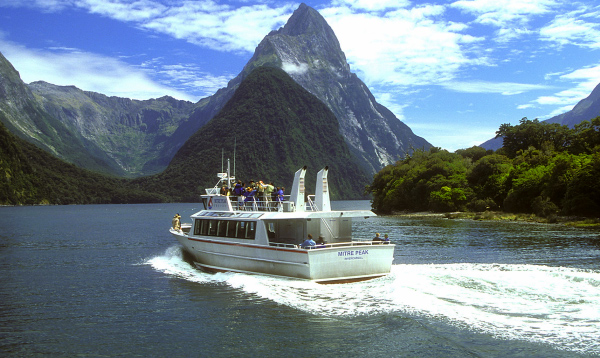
[
  {"xmin": 369, "ymin": 117, "xmax": 600, "ymax": 217},
  {"xmin": 135, "ymin": 66, "xmax": 370, "ymax": 201},
  {"xmin": 0, "ymin": 120, "xmax": 165, "ymax": 205}
]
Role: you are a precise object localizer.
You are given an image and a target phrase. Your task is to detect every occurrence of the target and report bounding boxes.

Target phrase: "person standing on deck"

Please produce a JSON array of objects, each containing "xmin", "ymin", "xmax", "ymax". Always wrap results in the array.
[
  {"xmin": 172, "ymin": 214, "xmax": 181, "ymax": 231},
  {"xmin": 263, "ymin": 181, "xmax": 275, "ymax": 208}
]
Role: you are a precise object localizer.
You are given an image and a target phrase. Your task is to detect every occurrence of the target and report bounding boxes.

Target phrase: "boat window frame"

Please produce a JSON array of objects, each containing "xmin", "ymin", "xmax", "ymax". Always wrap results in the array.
[{"xmin": 193, "ymin": 218, "xmax": 255, "ymax": 240}]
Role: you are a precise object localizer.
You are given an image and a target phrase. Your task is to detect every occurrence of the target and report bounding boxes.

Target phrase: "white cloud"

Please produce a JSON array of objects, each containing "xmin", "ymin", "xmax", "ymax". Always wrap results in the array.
[
  {"xmin": 77, "ymin": 0, "xmax": 295, "ymax": 54},
  {"xmin": 321, "ymin": 4, "xmax": 487, "ymax": 88},
  {"xmin": 330, "ymin": 0, "xmax": 411, "ymax": 12},
  {"xmin": 0, "ymin": 0, "xmax": 72, "ymax": 12},
  {"xmin": 450, "ymin": 0, "xmax": 558, "ymax": 26},
  {"xmin": 0, "ymin": 39, "xmax": 196, "ymax": 101},
  {"xmin": 282, "ymin": 61, "xmax": 309, "ymax": 75},
  {"xmin": 1, "ymin": 0, "xmax": 295, "ymax": 54},
  {"xmin": 539, "ymin": 8, "xmax": 600, "ymax": 49},
  {"xmin": 450, "ymin": 0, "xmax": 560, "ymax": 42},
  {"xmin": 441, "ymin": 80, "xmax": 552, "ymax": 95}
]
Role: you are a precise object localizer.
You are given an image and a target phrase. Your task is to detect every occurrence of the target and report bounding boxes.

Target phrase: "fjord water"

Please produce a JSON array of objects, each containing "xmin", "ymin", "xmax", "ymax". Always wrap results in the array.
[{"xmin": 1, "ymin": 203, "xmax": 599, "ymax": 357}]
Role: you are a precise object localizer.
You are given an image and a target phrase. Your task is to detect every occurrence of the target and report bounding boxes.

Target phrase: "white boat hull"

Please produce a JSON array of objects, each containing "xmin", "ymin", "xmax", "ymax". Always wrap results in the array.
[{"xmin": 171, "ymin": 229, "xmax": 394, "ymax": 283}]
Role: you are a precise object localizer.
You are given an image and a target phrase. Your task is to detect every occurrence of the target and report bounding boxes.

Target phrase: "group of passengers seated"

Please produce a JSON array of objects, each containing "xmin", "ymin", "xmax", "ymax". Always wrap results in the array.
[
  {"xmin": 372, "ymin": 233, "xmax": 390, "ymax": 244},
  {"xmin": 221, "ymin": 179, "xmax": 285, "ymax": 210}
]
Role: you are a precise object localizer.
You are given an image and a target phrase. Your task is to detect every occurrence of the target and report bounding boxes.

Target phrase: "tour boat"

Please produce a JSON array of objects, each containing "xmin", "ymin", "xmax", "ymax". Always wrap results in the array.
[{"xmin": 169, "ymin": 165, "xmax": 394, "ymax": 283}]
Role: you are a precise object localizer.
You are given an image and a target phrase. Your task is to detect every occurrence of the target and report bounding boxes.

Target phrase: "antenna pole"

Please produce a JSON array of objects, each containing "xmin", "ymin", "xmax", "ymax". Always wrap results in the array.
[{"xmin": 233, "ymin": 137, "xmax": 237, "ymax": 179}]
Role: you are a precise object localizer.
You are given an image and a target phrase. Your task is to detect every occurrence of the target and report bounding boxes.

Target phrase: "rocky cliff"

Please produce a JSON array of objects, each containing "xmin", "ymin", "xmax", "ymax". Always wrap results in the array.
[
  {"xmin": 0, "ymin": 52, "xmax": 121, "ymax": 175},
  {"xmin": 29, "ymin": 81, "xmax": 197, "ymax": 176},
  {"xmin": 1, "ymin": 49, "xmax": 198, "ymax": 177}
]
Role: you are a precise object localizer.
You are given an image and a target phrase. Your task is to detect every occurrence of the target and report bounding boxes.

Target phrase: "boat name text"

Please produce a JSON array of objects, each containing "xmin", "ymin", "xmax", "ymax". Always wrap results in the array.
[{"xmin": 338, "ymin": 250, "xmax": 368, "ymax": 257}]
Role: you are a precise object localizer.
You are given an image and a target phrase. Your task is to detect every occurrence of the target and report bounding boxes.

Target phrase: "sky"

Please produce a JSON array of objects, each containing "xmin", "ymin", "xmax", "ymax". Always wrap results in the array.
[{"xmin": 1, "ymin": 0, "xmax": 600, "ymax": 152}]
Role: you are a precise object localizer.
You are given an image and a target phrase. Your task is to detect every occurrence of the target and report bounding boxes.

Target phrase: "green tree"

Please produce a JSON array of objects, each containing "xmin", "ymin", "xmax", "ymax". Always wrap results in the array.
[
  {"xmin": 496, "ymin": 118, "xmax": 572, "ymax": 158},
  {"xmin": 466, "ymin": 153, "xmax": 512, "ymax": 209},
  {"xmin": 570, "ymin": 117, "xmax": 600, "ymax": 154}
]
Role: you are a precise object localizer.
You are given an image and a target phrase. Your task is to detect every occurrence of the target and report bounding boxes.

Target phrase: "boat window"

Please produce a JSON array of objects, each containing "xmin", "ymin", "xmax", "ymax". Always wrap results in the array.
[
  {"xmin": 245, "ymin": 221, "xmax": 256, "ymax": 239},
  {"xmin": 226, "ymin": 221, "xmax": 237, "ymax": 238},
  {"xmin": 193, "ymin": 219, "xmax": 201, "ymax": 235},
  {"xmin": 191, "ymin": 219, "xmax": 255, "ymax": 240},
  {"xmin": 218, "ymin": 220, "xmax": 227, "ymax": 237},
  {"xmin": 208, "ymin": 220, "xmax": 217, "ymax": 236},
  {"xmin": 237, "ymin": 222, "xmax": 246, "ymax": 239},
  {"xmin": 267, "ymin": 222, "xmax": 276, "ymax": 240}
]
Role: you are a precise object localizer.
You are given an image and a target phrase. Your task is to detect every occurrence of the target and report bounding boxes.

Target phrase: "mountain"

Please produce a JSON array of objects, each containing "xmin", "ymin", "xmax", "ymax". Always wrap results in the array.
[
  {"xmin": 544, "ymin": 82, "xmax": 600, "ymax": 128},
  {"xmin": 28, "ymin": 81, "xmax": 197, "ymax": 176},
  {"xmin": 248, "ymin": 4, "xmax": 431, "ymax": 172},
  {"xmin": 0, "ymin": 120, "xmax": 165, "ymax": 205},
  {"xmin": 0, "ymin": 52, "xmax": 198, "ymax": 177},
  {"xmin": 168, "ymin": 3, "xmax": 431, "ymax": 174},
  {"xmin": 480, "ymin": 82, "xmax": 600, "ymax": 150},
  {"xmin": 136, "ymin": 66, "xmax": 371, "ymax": 201},
  {"xmin": 2, "ymin": 3, "xmax": 430, "ymax": 182},
  {"xmin": 0, "ymin": 52, "xmax": 121, "ymax": 175}
]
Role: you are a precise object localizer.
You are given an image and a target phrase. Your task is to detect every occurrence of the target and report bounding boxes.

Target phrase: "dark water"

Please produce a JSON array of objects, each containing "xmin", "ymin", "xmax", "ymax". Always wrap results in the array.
[{"xmin": 1, "ymin": 202, "xmax": 599, "ymax": 357}]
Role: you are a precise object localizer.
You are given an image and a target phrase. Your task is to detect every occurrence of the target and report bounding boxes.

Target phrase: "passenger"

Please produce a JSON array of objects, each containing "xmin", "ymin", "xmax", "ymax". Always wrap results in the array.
[
  {"xmin": 276, "ymin": 187, "xmax": 285, "ymax": 202},
  {"xmin": 172, "ymin": 214, "xmax": 181, "ymax": 230},
  {"xmin": 263, "ymin": 181, "xmax": 275, "ymax": 208},
  {"xmin": 300, "ymin": 234, "xmax": 316, "ymax": 248},
  {"xmin": 383, "ymin": 234, "xmax": 390, "ymax": 243},
  {"xmin": 243, "ymin": 187, "xmax": 256, "ymax": 209},
  {"xmin": 233, "ymin": 180, "xmax": 244, "ymax": 196},
  {"xmin": 316, "ymin": 236, "xmax": 326, "ymax": 248},
  {"xmin": 257, "ymin": 181, "xmax": 266, "ymax": 208},
  {"xmin": 373, "ymin": 233, "xmax": 383, "ymax": 242},
  {"xmin": 270, "ymin": 182, "xmax": 277, "ymax": 202},
  {"xmin": 220, "ymin": 185, "xmax": 229, "ymax": 196}
]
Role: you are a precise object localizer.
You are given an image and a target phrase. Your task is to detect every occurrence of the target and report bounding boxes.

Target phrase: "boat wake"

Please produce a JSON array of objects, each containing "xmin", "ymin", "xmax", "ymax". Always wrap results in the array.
[{"xmin": 146, "ymin": 246, "xmax": 600, "ymax": 354}]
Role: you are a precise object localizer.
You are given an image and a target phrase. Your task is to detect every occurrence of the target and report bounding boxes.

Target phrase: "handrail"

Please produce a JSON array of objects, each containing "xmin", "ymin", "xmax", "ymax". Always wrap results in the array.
[
  {"xmin": 268, "ymin": 240, "xmax": 391, "ymax": 249},
  {"xmin": 306, "ymin": 195, "xmax": 317, "ymax": 211},
  {"xmin": 227, "ymin": 195, "xmax": 296, "ymax": 212}
]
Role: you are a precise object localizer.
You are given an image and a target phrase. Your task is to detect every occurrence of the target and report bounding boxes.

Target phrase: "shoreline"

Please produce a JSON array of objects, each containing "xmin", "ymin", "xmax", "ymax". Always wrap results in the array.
[{"xmin": 386, "ymin": 211, "xmax": 600, "ymax": 228}]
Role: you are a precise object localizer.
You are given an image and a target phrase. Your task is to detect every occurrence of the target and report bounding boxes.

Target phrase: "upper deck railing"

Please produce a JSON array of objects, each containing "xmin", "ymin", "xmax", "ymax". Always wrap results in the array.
[{"xmin": 206, "ymin": 194, "xmax": 325, "ymax": 213}]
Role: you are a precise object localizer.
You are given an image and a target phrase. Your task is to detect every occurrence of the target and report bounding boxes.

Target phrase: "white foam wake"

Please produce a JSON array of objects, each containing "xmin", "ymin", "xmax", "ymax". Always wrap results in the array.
[{"xmin": 146, "ymin": 247, "xmax": 600, "ymax": 354}]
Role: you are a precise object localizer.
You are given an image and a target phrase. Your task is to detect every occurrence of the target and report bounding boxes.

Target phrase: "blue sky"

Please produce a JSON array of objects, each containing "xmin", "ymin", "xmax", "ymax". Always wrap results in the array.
[{"xmin": 1, "ymin": 0, "xmax": 600, "ymax": 151}]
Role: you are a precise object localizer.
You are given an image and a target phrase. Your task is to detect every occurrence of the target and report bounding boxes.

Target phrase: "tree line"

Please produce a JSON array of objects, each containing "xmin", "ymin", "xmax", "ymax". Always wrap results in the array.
[{"xmin": 368, "ymin": 117, "xmax": 600, "ymax": 217}]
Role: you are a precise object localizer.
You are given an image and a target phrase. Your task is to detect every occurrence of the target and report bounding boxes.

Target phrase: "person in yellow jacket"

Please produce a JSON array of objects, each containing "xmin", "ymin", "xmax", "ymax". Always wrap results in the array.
[{"xmin": 172, "ymin": 213, "xmax": 181, "ymax": 230}]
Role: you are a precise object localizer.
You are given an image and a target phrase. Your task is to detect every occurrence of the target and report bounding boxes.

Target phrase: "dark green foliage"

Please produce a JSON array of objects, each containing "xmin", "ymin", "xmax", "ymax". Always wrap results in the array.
[
  {"xmin": 496, "ymin": 118, "xmax": 572, "ymax": 158},
  {"xmin": 368, "ymin": 148, "xmax": 471, "ymax": 213},
  {"xmin": 138, "ymin": 66, "xmax": 370, "ymax": 201},
  {"xmin": 369, "ymin": 117, "xmax": 600, "ymax": 217}
]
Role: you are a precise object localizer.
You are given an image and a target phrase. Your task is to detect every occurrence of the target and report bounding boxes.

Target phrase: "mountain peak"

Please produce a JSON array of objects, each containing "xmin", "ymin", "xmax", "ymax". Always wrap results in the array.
[{"xmin": 279, "ymin": 3, "xmax": 331, "ymax": 37}]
